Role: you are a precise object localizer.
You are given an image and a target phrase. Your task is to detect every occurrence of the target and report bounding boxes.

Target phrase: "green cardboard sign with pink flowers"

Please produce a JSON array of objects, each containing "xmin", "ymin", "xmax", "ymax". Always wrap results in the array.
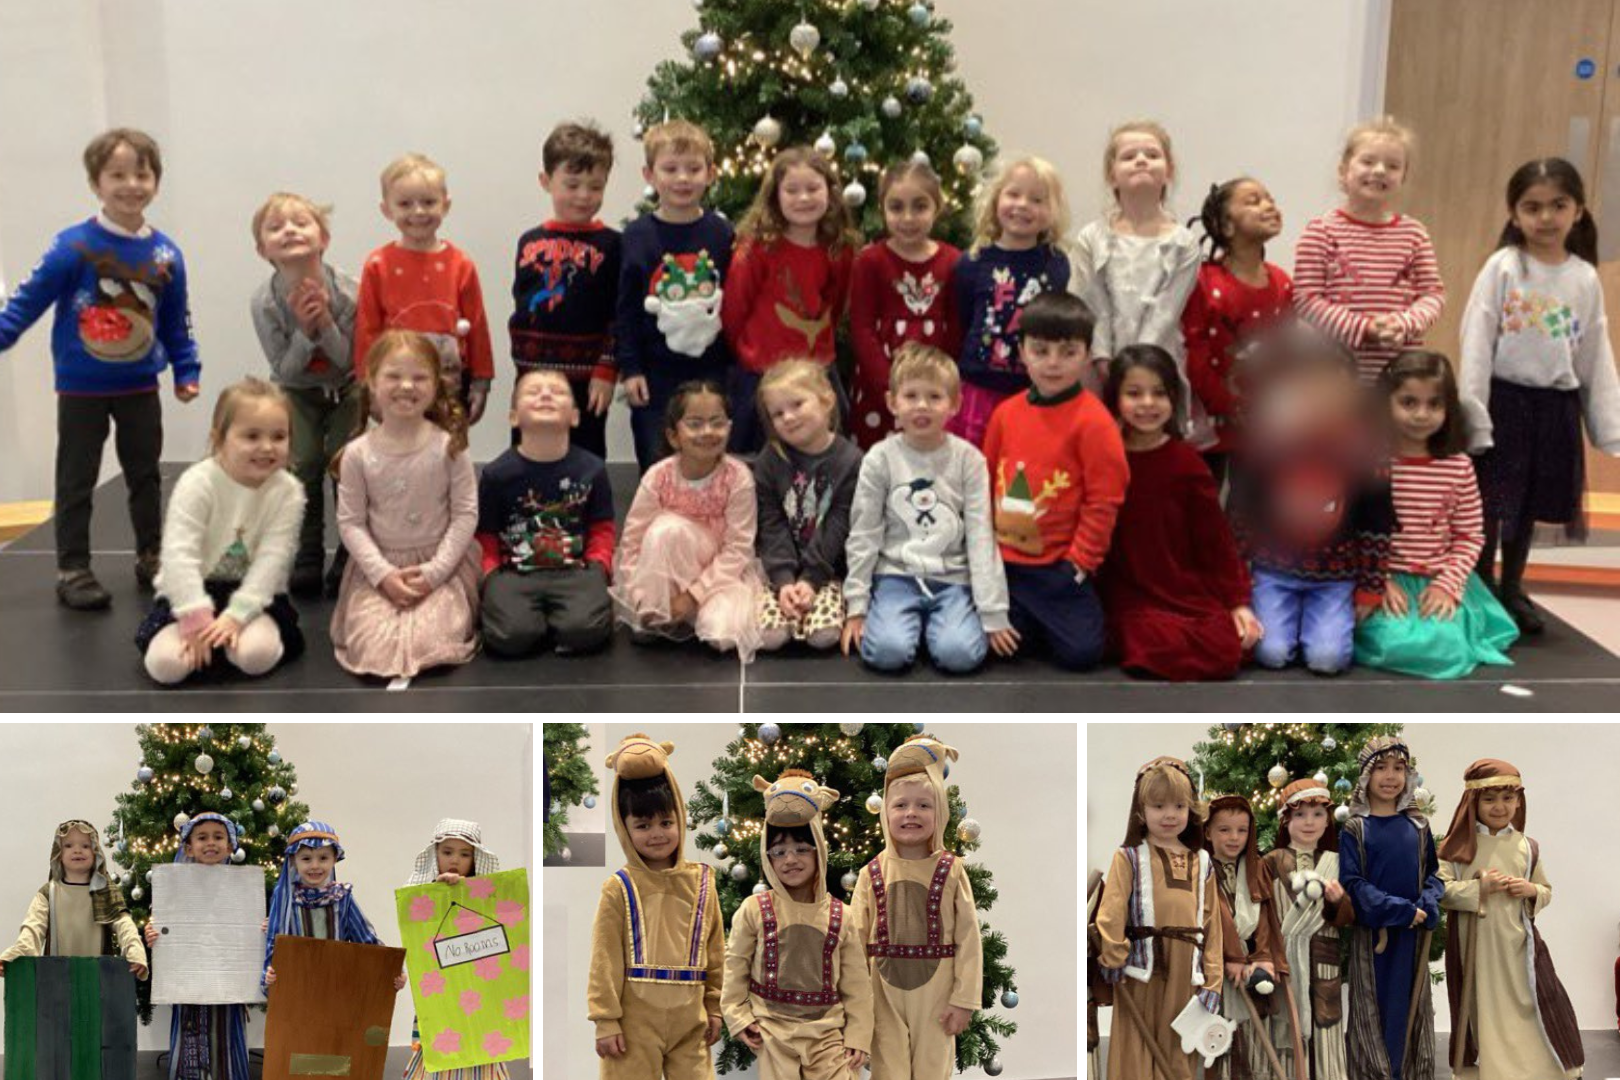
[{"xmin": 395, "ymin": 868, "xmax": 530, "ymax": 1071}]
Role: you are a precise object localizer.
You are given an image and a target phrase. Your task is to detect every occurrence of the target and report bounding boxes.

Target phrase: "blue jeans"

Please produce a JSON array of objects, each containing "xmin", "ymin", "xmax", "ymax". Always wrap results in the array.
[
  {"xmin": 1250, "ymin": 567, "xmax": 1355, "ymax": 674},
  {"xmin": 860, "ymin": 575, "xmax": 987, "ymax": 673}
]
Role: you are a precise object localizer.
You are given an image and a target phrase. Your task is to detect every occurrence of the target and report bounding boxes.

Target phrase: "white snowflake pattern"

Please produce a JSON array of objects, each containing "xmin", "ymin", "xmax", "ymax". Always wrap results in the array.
[
  {"xmin": 152, "ymin": 245, "xmax": 177, "ymax": 267},
  {"xmin": 72, "ymin": 289, "xmax": 95, "ymax": 312},
  {"xmin": 559, "ymin": 478, "xmax": 572, "ymax": 490}
]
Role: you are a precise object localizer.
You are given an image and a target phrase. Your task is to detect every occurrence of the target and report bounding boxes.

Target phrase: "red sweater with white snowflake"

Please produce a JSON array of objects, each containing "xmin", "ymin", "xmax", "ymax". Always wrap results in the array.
[
  {"xmin": 1292, "ymin": 210, "xmax": 1445, "ymax": 382},
  {"xmin": 981, "ymin": 384, "xmax": 1130, "ymax": 572},
  {"xmin": 354, "ymin": 241, "xmax": 495, "ymax": 381},
  {"xmin": 721, "ymin": 237, "xmax": 854, "ymax": 374},
  {"xmin": 1387, "ymin": 454, "xmax": 1484, "ymax": 602},
  {"xmin": 1180, "ymin": 260, "xmax": 1293, "ymax": 452},
  {"xmin": 849, "ymin": 241, "xmax": 961, "ymax": 374}
]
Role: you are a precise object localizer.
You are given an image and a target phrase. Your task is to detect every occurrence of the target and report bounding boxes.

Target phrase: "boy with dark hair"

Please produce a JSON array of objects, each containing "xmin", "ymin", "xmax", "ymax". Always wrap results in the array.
[
  {"xmin": 590, "ymin": 734, "xmax": 724, "ymax": 1080},
  {"xmin": 981, "ymin": 290, "xmax": 1128, "ymax": 670},
  {"xmin": 510, "ymin": 120, "xmax": 621, "ymax": 457}
]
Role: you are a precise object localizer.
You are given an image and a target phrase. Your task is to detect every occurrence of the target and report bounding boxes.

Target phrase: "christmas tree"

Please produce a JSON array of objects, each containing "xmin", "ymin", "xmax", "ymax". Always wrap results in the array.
[
  {"xmin": 543, "ymin": 722, "xmax": 600, "ymax": 858},
  {"xmin": 631, "ymin": 0, "xmax": 999, "ymax": 245},
  {"xmin": 687, "ymin": 722, "xmax": 1017, "ymax": 1075},
  {"xmin": 103, "ymin": 722, "xmax": 310, "ymax": 1020}
]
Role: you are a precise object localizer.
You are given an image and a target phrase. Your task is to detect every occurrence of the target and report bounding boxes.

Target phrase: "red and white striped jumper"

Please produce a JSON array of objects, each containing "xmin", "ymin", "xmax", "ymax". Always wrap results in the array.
[
  {"xmin": 1292, "ymin": 209, "xmax": 1446, "ymax": 382},
  {"xmin": 1388, "ymin": 453, "xmax": 1484, "ymax": 601}
]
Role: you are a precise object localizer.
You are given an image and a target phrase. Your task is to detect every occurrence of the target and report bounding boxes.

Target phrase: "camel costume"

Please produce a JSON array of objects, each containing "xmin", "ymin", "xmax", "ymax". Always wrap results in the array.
[
  {"xmin": 1437, "ymin": 759, "xmax": 1582, "ymax": 1080},
  {"xmin": 1094, "ymin": 756, "xmax": 1223, "ymax": 1080},
  {"xmin": 1263, "ymin": 779, "xmax": 1354, "ymax": 1080},
  {"xmin": 588, "ymin": 734, "xmax": 725, "ymax": 1080},
  {"xmin": 721, "ymin": 770, "xmax": 874, "ymax": 1079},
  {"xmin": 849, "ymin": 734, "xmax": 982, "ymax": 1080}
]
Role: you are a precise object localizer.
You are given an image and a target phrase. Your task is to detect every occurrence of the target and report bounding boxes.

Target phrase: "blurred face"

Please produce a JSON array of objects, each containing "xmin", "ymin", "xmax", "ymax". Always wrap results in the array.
[
  {"xmin": 645, "ymin": 151, "xmax": 715, "ymax": 212},
  {"xmin": 436, "ymin": 839, "xmax": 476, "ymax": 877},
  {"xmin": 372, "ymin": 351, "xmax": 438, "ymax": 423},
  {"xmin": 668, "ymin": 391, "xmax": 731, "ymax": 469},
  {"xmin": 1477, "ymin": 787, "xmax": 1521, "ymax": 831},
  {"xmin": 293, "ymin": 846, "xmax": 337, "ymax": 887},
  {"xmin": 1368, "ymin": 755, "xmax": 1408, "ymax": 804},
  {"xmin": 217, "ymin": 398, "xmax": 291, "ymax": 488},
  {"xmin": 1224, "ymin": 181, "xmax": 1282, "ymax": 243},
  {"xmin": 1208, "ymin": 809, "xmax": 1250, "ymax": 862},
  {"xmin": 886, "ymin": 782, "xmax": 936, "ymax": 849},
  {"xmin": 1021, "ymin": 335, "xmax": 1088, "ymax": 397},
  {"xmin": 1286, "ymin": 802, "xmax": 1329, "ymax": 849},
  {"xmin": 541, "ymin": 163, "xmax": 608, "ymax": 225},
  {"xmin": 767, "ymin": 838, "xmax": 818, "ymax": 891},
  {"xmin": 1390, "ymin": 375, "xmax": 1446, "ymax": 451},
  {"xmin": 996, "ymin": 166, "xmax": 1052, "ymax": 244},
  {"xmin": 1143, "ymin": 798, "xmax": 1189, "ymax": 844},
  {"xmin": 1511, "ymin": 180, "xmax": 1582, "ymax": 256},
  {"xmin": 381, "ymin": 173, "xmax": 450, "ymax": 247},
  {"xmin": 93, "ymin": 142, "xmax": 158, "ymax": 227},
  {"xmin": 1110, "ymin": 131, "xmax": 1171, "ymax": 201},
  {"xmin": 1339, "ymin": 135, "xmax": 1408, "ymax": 207},
  {"xmin": 886, "ymin": 376, "xmax": 958, "ymax": 443},
  {"xmin": 883, "ymin": 177, "xmax": 939, "ymax": 248},
  {"xmin": 779, "ymin": 166, "xmax": 830, "ymax": 232},
  {"xmin": 257, "ymin": 204, "xmax": 328, "ymax": 266},
  {"xmin": 186, "ymin": 822, "xmax": 231, "ymax": 865},
  {"xmin": 762, "ymin": 383, "xmax": 834, "ymax": 452},
  {"xmin": 627, "ymin": 813, "xmax": 679, "ymax": 865},
  {"xmin": 59, "ymin": 829, "xmax": 97, "ymax": 880},
  {"xmin": 511, "ymin": 370, "xmax": 578, "ymax": 433},
  {"xmin": 1117, "ymin": 365, "xmax": 1173, "ymax": 438}
]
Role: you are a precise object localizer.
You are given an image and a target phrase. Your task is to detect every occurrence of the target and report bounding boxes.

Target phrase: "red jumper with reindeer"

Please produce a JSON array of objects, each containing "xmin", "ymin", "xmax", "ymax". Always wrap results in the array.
[{"xmin": 721, "ymin": 237, "xmax": 854, "ymax": 374}]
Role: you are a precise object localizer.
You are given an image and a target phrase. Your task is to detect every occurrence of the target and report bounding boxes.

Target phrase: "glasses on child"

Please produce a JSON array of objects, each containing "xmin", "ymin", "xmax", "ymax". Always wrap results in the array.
[
  {"xmin": 678, "ymin": 416, "xmax": 732, "ymax": 434},
  {"xmin": 766, "ymin": 843, "xmax": 817, "ymax": 861}
]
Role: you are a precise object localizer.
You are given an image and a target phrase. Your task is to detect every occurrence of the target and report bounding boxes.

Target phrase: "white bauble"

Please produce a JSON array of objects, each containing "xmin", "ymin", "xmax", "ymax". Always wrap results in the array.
[
  {"xmin": 842, "ymin": 180, "xmax": 867, "ymax": 208},
  {"xmin": 1334, "ymin": 806, "xmax": 1351, "ymax": 824},
  {"xmin": 866, "ymin": 793, "xmax": 884, "ymax": 814},
  {"xmin": 957, "ymin": 818, "xmax": 982, "ymax": 843},
  {"xmin": 829, "ymin": 76, "xmax": 849, "ymax": 99},
  {"xmin": 194, "ymin": 754, "xmax": 214, "ymax": 775},
  {"xmin": 752, "ymin": 115, "xmax": 783, "ymax": 148},
  {"xmin": 839, "ymin": 722, "xmax": 865, "ymax": 736},
  {"xmin": 952, "ymin": 144, "xmax": 984, "ymax": 175},
  {"xmin": 881, "ymin": 96, "xmax": 903, "ymax": 119},
  {"xmin": 1268, "ymin": 763, "xmax": 1289, "ymax": 789},
  {"xmin": 814, "ymin": 130, "xmax": 837, "ymax": 156},
  {"xmin": 173, "ymin": 812, "xmax": 191, "ymax": 832},
  {"xmin": 789, "ymin": 21, "xmax": 820, "ymax": 59}
]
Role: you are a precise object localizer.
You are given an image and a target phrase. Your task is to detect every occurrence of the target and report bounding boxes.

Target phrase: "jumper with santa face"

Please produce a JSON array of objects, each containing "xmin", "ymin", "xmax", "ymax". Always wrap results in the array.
[
  {"xmin": 720, "ymin": 769, "xmax": 874, "ymax": 1080},
  {"xmin": 587, "ymin": 734, "xmax": 725, "ymax": 1080},
  {"xmin": 847, "ymin": 735, "xmax": 982, "ymax": 1080}
]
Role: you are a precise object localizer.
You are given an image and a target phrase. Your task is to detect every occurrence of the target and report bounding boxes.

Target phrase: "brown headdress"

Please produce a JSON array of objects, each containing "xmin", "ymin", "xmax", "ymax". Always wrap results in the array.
[
  {"xmin": 1275, "ymin": 777, "xmax": 1338, "ymax": 852},
  {"xmin": 1123, "ymin": 756, "xmax": 1205, "ymax": 850},
  {"xmin": 1437, "ymin": 758, "xmax": 1526, "ymax": 864}
]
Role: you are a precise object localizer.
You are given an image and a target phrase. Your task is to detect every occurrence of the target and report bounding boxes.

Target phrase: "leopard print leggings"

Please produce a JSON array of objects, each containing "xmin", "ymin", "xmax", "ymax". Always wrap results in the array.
[{"xmin": 758, "ymin": 582, "xmax": 845, "ymax": 651}]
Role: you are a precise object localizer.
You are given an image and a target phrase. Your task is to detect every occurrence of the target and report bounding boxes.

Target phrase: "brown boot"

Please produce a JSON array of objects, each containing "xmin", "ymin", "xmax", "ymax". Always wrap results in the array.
[
  {"xmin": 57, "ymin": 569, "xmax": 112, "ymax": 611},
  {"xmin": 134, "ymin": 549, "xmax": 161, "ymax": 593}
]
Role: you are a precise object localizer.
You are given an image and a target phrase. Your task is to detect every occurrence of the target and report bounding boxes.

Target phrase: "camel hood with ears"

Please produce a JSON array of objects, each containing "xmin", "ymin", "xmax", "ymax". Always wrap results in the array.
[
  {"xmin": 879, "ymin": 734, "xmax": 957, "ymax": 855},
  {"xmin": 605, "ymin": 733, "xmax": 686, "ymax": 872},
  {"xmin": 754, "ymin": 769, "xmax": 840, "ymax": 901}
]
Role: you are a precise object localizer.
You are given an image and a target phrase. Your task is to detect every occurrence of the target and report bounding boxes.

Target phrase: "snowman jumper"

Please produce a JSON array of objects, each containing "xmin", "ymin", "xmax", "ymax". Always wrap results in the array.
[
  {"xmin": 721, "ymin": 770, "xmax": 874, "ymax": 1080},
  {"xmin": 847, "ymin": 241, "xmax": 961, "ymax": 449},
  {"xmin": 848, "ymin": 736, "xmax": 981, "ymax": 1080},
  {"xmin": 353, "ymin": 241, "xmax": 494, "ymax": 388}
]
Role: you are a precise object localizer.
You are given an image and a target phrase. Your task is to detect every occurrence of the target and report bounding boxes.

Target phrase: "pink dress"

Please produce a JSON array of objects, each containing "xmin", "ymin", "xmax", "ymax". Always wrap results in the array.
[
  {"xmin": 610, "ymin": 455, "xmax": 764, "ymax": 660},
  {"xmin": 331, "ymin": 427, "xmax": 481, "ymax": 676}
]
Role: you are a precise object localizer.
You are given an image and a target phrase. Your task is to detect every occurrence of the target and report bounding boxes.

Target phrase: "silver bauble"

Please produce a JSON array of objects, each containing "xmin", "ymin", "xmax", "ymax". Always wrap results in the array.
[
  {"xmin": 730, "ymin": 862, "xmax": 750, "ymax": 882},
  {"xmin": 983, "ymin": 1056, "xmax": 1003, "ymax": 1076},
  {"xmin": 909, "ymin": 150, "xmax": 931, "ymax": 168},
  {"xmin": 130, "ymin": 886, "xmax": 143, "ymax": 901},
  {"xmin": 713, "ymin": 843, "xmax": 729, "ymax": 861},
  {"xmin": 839, "ymin": 722, "xmax": 865, "ymax": 736},
  {"xmin": 866, "ymin": 793, "xmax": 884, "ymax": 814},
  {"xmin": 253, "ymin": 799, "xmax": 266, "ymax": 812},
  {"xmin": 908, "ymin": 2, "xmax": 930, "ymax": 26},
  {"xmin": 904, "ymin": 76, "xmax": 933, "ymax": 103},
  {"xmin": 173, "ymin": 812, "xmax": 191, "ymax": 832},
  {"xmin": 230, "ymin": 848, "xmax": 246, "ymax": 864},
  {"xmin": 1335, "ymin": 806, "xmax": 1351, "ymax": 824},
  {"xmin": 829, "ymin": 77, "xmax": 849, "ymax": 99},
  {"xmin": 759, "ymin": 722, "xmax": 782, "ymax": 744},
  {"xmin": 789, "ymin": 21, "xmax": 820, "ymax": 59},
  {"xmin": 1268, "ymin": 763, "xmax": 1289, "ymax": 789},
  {"xmin": 752, "ymin": 115, "xmax": 783, "ymax": 148},
  {"xmin": 237, "ymin": 735, "xmax": 251, "ymax": 750},
  {"xmin": 872, "ymin": 755, "xmax": 888, "ymax": 773},
  {"xmin": 1313, "ymin": 771, "xmax": 1328, "ymax": 785},
  {"xmin": 584, "ymin": 795, "xmax": 597, "ymax": 809},
  {"xmin": 693, "ymin": 32, "xmax": 723, "ymax": 62},
  {"xmin": 194, "ymin": 754, "xmax": 214, "ymax": 775},
  {"xmin": 957, "ymin": 818, "xmax": 982, "ymax": 843},
  {"xmin": 842, "ymin": 180, "xmax": 867, "ymax": 208},
  {"xmin": 137, "ymin": 766, "xmax": 154, "ymax": 783},
  {"xmin": 219, "ymin": 787, "xmax": 233, "ymax": 801},
  {"xmin": 268, "ymin": 751, "xmax": 281, "ymax": 765},
  {"xmin": 561, "ymin": 847, "xmax": 573, "ymax": 863},
  {"xmin": 881, "ymin": 96, "xmax": 903, "ymax": 119},
  {"xmin": 1322, "ymin": 735, "xmax": 1337, "ymax": 751},
  {"xmin": 814, "ymin": 130, "xmax": 837, "ymax": 156},
  {"xmin": 1000, "ymin": 989, "xmax": 1019, "ymax": 1008},
  {"xmin": 841, "ymin": 870, "xmax": 859, "ymax": 891},
  {"xmin": 752, "ymin": 882, "xmax": 769, "ymax": 895},
  {"xmin": 952, "ymin": 144, "xmax": 984, "ymax": 175},
  {"xmin": 267, "ymin": 824, "xmax": 280, "ymax": 838}
]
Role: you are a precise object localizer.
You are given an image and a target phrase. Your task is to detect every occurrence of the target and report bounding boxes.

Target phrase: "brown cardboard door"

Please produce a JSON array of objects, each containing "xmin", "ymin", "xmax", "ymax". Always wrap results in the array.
[
  {"xmin": 1386, "ymin": 0, "xmax": 1620, "ymax": 530},
  {"xmin": 263, "ymin": 935, "xmax": 406, "ymax": 1080}
]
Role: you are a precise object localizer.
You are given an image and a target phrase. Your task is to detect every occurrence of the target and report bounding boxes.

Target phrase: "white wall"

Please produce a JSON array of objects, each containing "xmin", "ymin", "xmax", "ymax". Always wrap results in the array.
[
  {"xmin": 543, "ymin": 721, "xmax": 1078, "ymax": 1080},
  {"xmin": 0, "ymin": 0, "xmax": 1388, "ymax": 502},
  {"xmin": 1087, "ymin": 721, "xmax": 1620, "ymax": 1036},
  {"xmin": 0, "ymin": 721, "xmax": 532, "ymax": 1051}
]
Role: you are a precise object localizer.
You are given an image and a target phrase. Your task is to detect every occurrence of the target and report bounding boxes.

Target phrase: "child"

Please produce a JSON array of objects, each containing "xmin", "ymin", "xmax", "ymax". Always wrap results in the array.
[
  {"xmin": 841, "ymin": 343, "xmax": 1012, "ymax": 673},
  {"xmin": 848, "ymin": 160, "xmax": 961, "ymax": 449},
  {"xmin": 135, "ymin": 379, "xmax": 306, "ymax": 686},
  {"xmin": 951, "ymin": 156, "xmax": 1072, "ymax": 445},
  {"xmin": 1437, "ymin": 760, "xmax": 1583, "ymax": 1080},
  {"xmin": 1182, "ymin": 177, "xmax": 1295, "ymax": 485},
  {"xmin": 616, "ymin": 120, "xmax": 735, "ymax": 471},
  {"xmin": 1098, "ymin": 346, "xmax": 1261, "ymax": 680},
  {"xmin": 0, "ymin": 820, "xmax": 147, "ymax": 979},
  {"xmin": 723, "ymin": 147, "xmax": 859, "ymax": 452},
  {"xmin": 250, "ymin": 191, "xmax": 359, "ymax": 598},
  {"xmin": 1459, "ymin": 156, "xmax": 1620, "ymax": 634},
  {"xmin": 1293, "ymin": 117, "xmax": 1446, "ymax": 384},
  {"xmin": 143, "ymin": 812, "xmax": 250, "ymax": 1080},
  {"xmin": 477, "ymin": 369, "xmax": 616, "ymax": 656},
  {"xmin": 1337, "ymin": 736, "xmax": 1442, "ymax": 1080},
  {"xmin": 1263, "ymin": 779, "xmax": 1353, "ymax": 1080},
  {"xmin": 1070, "ymin": 121, "xmax": 1204, "ymax": 440},
  {"xmin": 262, "ymin": 821, "xmax": 401, "ymax": 992},
  {"xmin": 1204, "ymin": 794, "xmax": 1293, "ymax": 1080},
  {"xmin": 510, "ymin": 121, "xmax": 621, "ymax": 459},
  {"xmin": 610, "ymin": 381, "xmax": 763, "ymax": 659},
  {"xmin": 753, "ymin": 360, "xmax": 862, "ymax": 652},
  {"xmin": 589, "ymin": 735, "xmax": 724, "ymax": 1080},
  {"xmin": 1355, "ymin": 351, "xmax": 1518, "ymax": 678},
  {"xmin": 849, "ymin": 735, "xmax": 980, "ymax": 1080},
  {"xmin": 402, "ymin": 819, "xmax": 506, "ymax": 1080},
  {"xmin": 722, "ymin": 769, "xmax": 873, "ymax": 1078},
  {"xmin": 329, "ymin": 331, "xmax": 480, "ymax": 678},
  {"xmin": 982, "ymin": 292, "xmax": 1127, "ymax": 671},
  {"xmin": 0, "ymin": 128, "xmax": 200, "ymax": 610},
  {"xmin": 1228, "ymin": 333, "xmax": 1395, "ymax": 675},
  {"xmin": 1094, "ymin": 756, "xmax": 1222, "ymax": 1080},
  {"xmin": 354, "ymin": 153, "xmax": 494, "ymax": 425}
]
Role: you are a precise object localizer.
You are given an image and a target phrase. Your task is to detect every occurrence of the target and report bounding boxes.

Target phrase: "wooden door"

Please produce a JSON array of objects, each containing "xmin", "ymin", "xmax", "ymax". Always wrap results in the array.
[{"xmin": 1386, "ymin": 0, "xmax": 1620, "ymax": 531}]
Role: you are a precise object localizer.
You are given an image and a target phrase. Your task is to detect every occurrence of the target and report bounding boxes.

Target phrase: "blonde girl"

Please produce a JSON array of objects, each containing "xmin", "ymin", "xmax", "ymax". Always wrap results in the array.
[
  {"xmin": 723, "ymin": 147, "xmax": 861, "ymax": 452},
  {"xmin": 329, "ymin": 329, "xmax": 480, "ymax": 677},
  {"xmin": 753, "ymin": 360, "xmax": 863, "ymax": 651},
  {"xmin": 951, "ymin": 155, "xmax": 1072, "ymax": 445},
  {"xmin": 137, "ymin": 378, "xmax": 306, "ymax": 684}
]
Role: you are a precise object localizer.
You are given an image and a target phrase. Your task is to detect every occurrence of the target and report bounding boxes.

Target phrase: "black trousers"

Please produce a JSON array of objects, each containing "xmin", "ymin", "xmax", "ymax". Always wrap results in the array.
[{"xmin": 55, "ymin": 391, "xmax": 163, "ymax": 571}]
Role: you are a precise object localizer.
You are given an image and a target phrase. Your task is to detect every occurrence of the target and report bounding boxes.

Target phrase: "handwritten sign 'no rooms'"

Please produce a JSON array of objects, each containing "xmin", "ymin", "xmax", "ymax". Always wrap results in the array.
[{"xmin": 434, "ymin": 924, "xmax": 509, "ymax": 969}]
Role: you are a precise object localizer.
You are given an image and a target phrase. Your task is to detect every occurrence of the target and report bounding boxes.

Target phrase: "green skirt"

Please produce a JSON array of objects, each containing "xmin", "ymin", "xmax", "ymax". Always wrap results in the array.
[{"xmin": 1354, "ymin": 571, "xmax": 1519, "ymax": 680}]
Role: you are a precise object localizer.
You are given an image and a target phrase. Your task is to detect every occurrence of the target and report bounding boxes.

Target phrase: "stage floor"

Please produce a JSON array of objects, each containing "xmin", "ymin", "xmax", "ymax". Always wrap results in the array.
[{"xmin": 4, "ymin": 464, "xmax": 1617, "ymax": 713}]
